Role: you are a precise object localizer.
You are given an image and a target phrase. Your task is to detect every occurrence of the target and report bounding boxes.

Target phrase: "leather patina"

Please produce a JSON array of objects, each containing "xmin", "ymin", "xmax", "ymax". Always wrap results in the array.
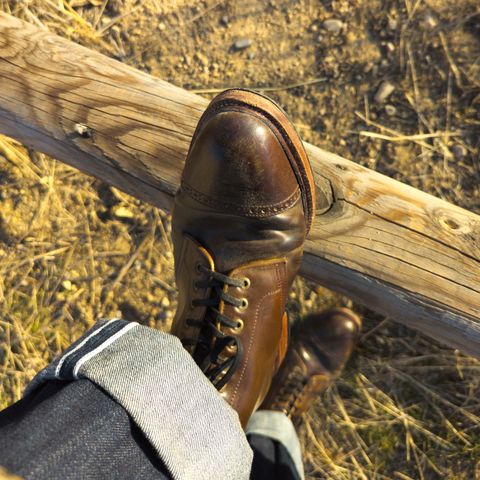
[
  {"xmin": 260, "ymin": 308, "xmax": 362, "ymax": 425},
  {"xmin": 170, "ymin": 89, "xmax": 315, "ymax": 427}
]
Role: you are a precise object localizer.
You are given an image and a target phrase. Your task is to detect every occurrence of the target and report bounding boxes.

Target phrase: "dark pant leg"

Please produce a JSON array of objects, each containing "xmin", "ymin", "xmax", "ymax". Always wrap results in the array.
[
  {"xmin": 0, "ymin": 379, "xmax": 170, "ymax": 480},
  {"xmin": 0, "ymin": 379, "xmax": 300, "ymax": 480},
  {"xmin": 248, "ymin": 434, "xmax": 302, "ymax": 480}
]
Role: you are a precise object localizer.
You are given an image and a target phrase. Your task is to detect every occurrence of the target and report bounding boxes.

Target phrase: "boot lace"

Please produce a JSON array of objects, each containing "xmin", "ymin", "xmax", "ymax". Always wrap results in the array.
[
  {"xmin": 272, "ymin": 366, "xmax": 308, "ymax": 415},
  {"xmin": 184, "ymin": 263, "xmax": 249, "ymax": 390}
]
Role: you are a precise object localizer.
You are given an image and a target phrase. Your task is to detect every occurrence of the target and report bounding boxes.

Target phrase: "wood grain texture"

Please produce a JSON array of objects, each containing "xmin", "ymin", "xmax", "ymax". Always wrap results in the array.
[{"xmin": 0, "ymin": 13, "xmax": 479, "ymax": 356}]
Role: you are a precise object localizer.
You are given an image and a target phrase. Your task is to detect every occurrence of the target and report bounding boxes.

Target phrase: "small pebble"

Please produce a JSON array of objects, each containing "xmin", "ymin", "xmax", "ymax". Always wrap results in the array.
[
  {"xmin": 387, "ymin": 16, "xmax": 398, "ymax": 31},
  {"xmin": 146, "ymin": 293, "xmax": 155, "ymax": 304},
  {"xmin": 232, "ymin": 38, "xmax": 252, "ymax": 51},
  {"xmin": 158, "ymin": 22, "xmax": 166, "ymax": 31},
  {"xmin": 452, "ymin": 144, "xmax": 467, "ymax": 160},
  {"xmin": 424, "ymin": 14, "xmax": 438, "ymax": 29},
  {"xmin": 322, "ymin": 19, "xmax": 344, "ymax": 34},
  {"xmin": 374, "ymin": 80, "xmax": 395, "ymax": 103},
  {"xmin": 220, "ymin": 15, "xmax": 229, "ymax": 26},
  {"xmin": 161, "ymin": 297, "xmax": 170, "ymax": 308},
  {"xmin": 385, "ymin": 104, "xmax": 397, "ymax": 116}
]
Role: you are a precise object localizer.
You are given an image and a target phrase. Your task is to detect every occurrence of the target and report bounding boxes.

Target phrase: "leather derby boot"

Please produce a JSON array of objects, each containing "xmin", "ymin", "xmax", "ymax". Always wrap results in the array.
[
  {"xmin": 170, "ymin": 89, "xmax": 316, "ymax": 427},
  {"xmin": 260, "ymin": 308, "xmax": 361, "ymax": 425}
]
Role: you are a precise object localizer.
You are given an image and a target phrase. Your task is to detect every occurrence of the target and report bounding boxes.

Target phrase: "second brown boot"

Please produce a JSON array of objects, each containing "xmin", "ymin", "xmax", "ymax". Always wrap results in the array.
[
  {"xmin": 260, "ymin": 308, "xmax": 362, "ymax": 425},
  {"xmin": 170, "ymin": 89, "xmax": 316, "ymax": 427}
]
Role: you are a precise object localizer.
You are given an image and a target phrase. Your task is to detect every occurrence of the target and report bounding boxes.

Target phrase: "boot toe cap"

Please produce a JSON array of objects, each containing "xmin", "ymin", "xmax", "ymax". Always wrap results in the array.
[{"xmin": 182, "ymin": 110, "xmax": 300, "ymax": 215}]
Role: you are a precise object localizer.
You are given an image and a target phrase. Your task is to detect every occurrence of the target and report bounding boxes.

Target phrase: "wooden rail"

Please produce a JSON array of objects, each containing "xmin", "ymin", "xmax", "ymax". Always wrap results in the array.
[{"xmin": 0, "ymin": 13, "xmax": 479, "ymax": 357}]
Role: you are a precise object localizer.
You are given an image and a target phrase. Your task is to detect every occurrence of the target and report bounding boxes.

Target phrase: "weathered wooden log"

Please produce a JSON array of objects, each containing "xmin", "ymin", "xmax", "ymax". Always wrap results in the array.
[{"xmin": 0, "ymin": 12, "xmax": 479, "ymax": 356}]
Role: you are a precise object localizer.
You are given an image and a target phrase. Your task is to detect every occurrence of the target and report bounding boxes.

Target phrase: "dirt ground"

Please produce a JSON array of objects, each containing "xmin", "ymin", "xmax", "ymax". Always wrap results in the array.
[{"xmin": 0, "ymin": 0, "xmax": 479, "ymax": 478}]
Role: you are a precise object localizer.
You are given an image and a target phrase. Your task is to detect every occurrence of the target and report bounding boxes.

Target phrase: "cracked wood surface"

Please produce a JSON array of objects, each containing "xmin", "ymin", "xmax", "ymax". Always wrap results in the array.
[{"xmin": 0, "ymin": 12, "xmax": 479, "ymax": 356}]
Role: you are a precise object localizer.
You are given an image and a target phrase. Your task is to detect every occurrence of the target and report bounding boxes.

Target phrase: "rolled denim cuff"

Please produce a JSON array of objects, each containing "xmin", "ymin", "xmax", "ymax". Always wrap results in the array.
[{"xmin": 26, "ymin": 319, "xmax": 253, "ymax": 480}]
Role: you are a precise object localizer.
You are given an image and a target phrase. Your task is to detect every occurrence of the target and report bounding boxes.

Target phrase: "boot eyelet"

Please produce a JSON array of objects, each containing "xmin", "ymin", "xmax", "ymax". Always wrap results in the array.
[
  {"xmin": 242, "ymin": 277, "xmax": 251, "ymax": 289},
  {"xmin": 238, "ymin": 298, "xmax": 248, "ymax": 311},
  {"xmin": 234, "ymin": 318, "xmax": 244, "ymax": 333},
  {"xmin": 192, "ymin": 280, "xmax": 199, "ymax": 291},
  {"xmin": 195, "ymin": 262, "xmax": 202, "ymax": 274}
]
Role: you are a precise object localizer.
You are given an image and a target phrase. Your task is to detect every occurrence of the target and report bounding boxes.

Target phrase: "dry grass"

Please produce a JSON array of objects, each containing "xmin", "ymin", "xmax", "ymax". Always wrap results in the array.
[{"xmin": 1, "ymin": 1, "xmax": 480, "ymax": 479}]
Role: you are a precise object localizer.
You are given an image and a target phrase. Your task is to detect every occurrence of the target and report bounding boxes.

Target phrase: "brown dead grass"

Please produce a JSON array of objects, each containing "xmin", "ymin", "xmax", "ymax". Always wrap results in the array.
[{"xmin": 0, "ymin": 1, "xmax": 480, "ymax": 479}]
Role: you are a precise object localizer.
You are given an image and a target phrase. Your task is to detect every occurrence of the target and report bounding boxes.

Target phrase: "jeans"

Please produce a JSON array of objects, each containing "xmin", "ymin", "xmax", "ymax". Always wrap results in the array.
[{"xmin": 0, "ymin": 320, "xmax": 304, "ymax": 480}]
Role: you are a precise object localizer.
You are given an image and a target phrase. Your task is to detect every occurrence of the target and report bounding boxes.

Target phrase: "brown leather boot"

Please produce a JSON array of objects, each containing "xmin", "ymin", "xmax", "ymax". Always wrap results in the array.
[
  {"xmin": 260, "ymin": 308, "xmax": 361, "ymax": 425},
  {"xmin": 170, "ymin": 89, "xmax": 315, "ymax": 427}
]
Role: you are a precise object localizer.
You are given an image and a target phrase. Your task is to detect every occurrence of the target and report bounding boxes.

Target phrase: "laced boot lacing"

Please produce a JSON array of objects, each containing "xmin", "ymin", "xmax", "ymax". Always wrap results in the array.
[
  {"xmin": 271, "ymin": 366, "xmax": 308, "ymax": 416},
  {"xmin": 183, "ymin": 263, "xmax": 251, "ymax": 390}
]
